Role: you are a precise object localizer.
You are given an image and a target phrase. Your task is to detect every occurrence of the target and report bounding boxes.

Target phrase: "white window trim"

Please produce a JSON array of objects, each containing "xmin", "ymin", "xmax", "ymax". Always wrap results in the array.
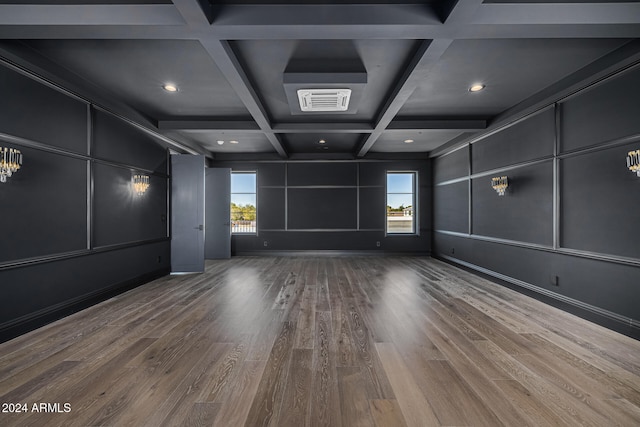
[
  {"xmin": 385, "ymin": 170, "xmax": 419, "ymax": 236},
  {"xmin": 231, "ymin": 171, "xmax": 258, "ymax": 235}
]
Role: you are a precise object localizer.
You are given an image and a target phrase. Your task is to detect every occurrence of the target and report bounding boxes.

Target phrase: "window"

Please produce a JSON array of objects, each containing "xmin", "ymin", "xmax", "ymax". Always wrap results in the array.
[
  {"xmin": 386, "ymin": 172, "xmax": 416, "ymax": 234},
  {"xmin": 231, "ymin": 172, "xmax": 257, "ymax": 234}
]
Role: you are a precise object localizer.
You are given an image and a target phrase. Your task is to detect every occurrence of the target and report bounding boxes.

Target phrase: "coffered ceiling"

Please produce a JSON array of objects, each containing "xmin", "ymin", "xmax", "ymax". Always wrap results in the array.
[{"xmin": 0, "ymin": 1, "xmax": 639, "ymax": 160}]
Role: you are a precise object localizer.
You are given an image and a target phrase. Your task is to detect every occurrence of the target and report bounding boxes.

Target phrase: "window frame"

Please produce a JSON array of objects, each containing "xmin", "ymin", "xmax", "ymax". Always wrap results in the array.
[
  {"xmin": 385, "ymin": 170, "xmax": 418, "ymax": 236},
  {"xmin": 230, "ymin": 170, "xmax": 258, "ymax": 235}
]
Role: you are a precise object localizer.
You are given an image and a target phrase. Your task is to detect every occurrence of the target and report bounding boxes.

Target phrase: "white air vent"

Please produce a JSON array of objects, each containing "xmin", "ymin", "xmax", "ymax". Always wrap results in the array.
[{"xmin": 297, "ymin": 89, "xmax": 352, "ymax": 112}]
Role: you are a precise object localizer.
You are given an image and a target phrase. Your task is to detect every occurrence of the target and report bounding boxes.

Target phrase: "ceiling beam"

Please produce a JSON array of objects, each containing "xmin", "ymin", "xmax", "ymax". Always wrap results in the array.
[
  {"xmin": 0, "ymin": 25, "xmax": 196, "ymax": 40},
  {"xmin": 1, "ymin": 2, "xmax": 639, "ymax": 40},
  {"xmin": 387, "ymin": 119, "xmax": 487, "ymax": 131},
  {"xmin": 199, "ymin": 39, "xmax": 287, "ymax": 158},
  {"xmin": 272, "ymin": 123, "xmax": 374, "ymax": 134},
  {"xmin": 212, "ymin": 4, "xmax": 440, "ymax": 27},
  {"xmin": 0, "ymin": 25, "xmax": 446, "ymax": 41},
  {"xmin": 356, "ymin": 38, "xmax": 453, "ymax": 157},
  {"xmin": 171, "ymin": 0, "xmax": 213, "ymax": 26},
  {"xmin": 457, "ymin": 24, "xmax": 640, "ymax": 39},
  {"xmin": 158, "ymin": 120, "xmax": 260, "ymax": 131},
  {"xmin": 0, "ymin": 5, "xmax": 185, "ymax": 26},
  {"xmin": 1, "ymin": 23, "xmax": 638, "ymax": 41},
  {"xmin": 474, "ymin": 3, "xmax": 640, "ymax": 25},
  {"xmin": 157, "ymin": 119, "xmax": 486, "ymax": 134},
  {"xmin": 440, "ymin": 0, "xmax": 484, "ymax": 25},
  {"xmin": 2, "ymin": 1, "xmax": 638, "ymax": 160}
]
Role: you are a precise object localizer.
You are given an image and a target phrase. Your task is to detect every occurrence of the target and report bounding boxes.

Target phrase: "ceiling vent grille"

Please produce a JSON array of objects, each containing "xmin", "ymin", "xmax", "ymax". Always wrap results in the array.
[{"xmin": 297, "ymin": 89, "xmax": 352, "ymax": 112}]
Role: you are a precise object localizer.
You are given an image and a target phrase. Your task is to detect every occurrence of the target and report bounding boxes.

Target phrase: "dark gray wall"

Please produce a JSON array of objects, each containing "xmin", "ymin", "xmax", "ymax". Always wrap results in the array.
[
  {"xmin": 211, "ymin": 159, "xmax": 430, "ymax": 254},
  {"xmin": 0, "ymin": 62, "xmax": 170, "ymax": 342},
  {"xmin": 432, "ymin": 64, "xmax": 640, "ymax": 338}
]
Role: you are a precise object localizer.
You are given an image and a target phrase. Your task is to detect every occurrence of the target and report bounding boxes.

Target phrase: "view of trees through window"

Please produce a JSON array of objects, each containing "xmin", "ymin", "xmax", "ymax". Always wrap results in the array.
[
  {"xmin": 231, "ymin": 172, "xmax": 257, "ymax": 234},
  {"xmin": 387, "ymin": 172, "xmax": 416, "ymax": 234}
]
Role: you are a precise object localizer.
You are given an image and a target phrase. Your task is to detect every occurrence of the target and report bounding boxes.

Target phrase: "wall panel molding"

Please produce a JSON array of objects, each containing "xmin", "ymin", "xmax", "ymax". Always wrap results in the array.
[
  {"xmin": 436, "ymin": 254, "xmax": 639, "ymax": 339},
  {"xmin": 0, "ymin": 240, "xmax": 170, "ymax": 343},
  {"xmin": 0, "ymin": 59, "xmax": 172, "ymax": 342},
  {"xmin": 559, "ymin": 62, "xmax": 640, "ymax": 153},
  {"xmin": 218, "ymin": 159, "xmax": 430, "ymax": 253},
  {"xmin": 557, "ymin": 132, "xmax": 640, "ymax": 160},
  {"xmin": 0, "ymin": 238, "xmax": 170, "ymax": 272},
  {"xmin": 432, "ymin": 59, "xmax": 640, "ymax": 338},
  {"xmin": 434, "ymin": 230, "xmax": 640, "ymax": 268}
]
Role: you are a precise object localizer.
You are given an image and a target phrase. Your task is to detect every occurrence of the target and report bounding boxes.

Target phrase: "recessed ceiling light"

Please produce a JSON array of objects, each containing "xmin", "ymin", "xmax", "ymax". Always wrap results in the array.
[
  {"xmin": 163, "ymin": 83, "xmax": 178, "ymax": 92},
  {"xmin": 217, "ymin": 140, "xmax": 224, "ymax": 145},
  {"xmin": 319, "ymin": 139, "xmax": 326, "ymax": 144},
  {"xmin": 404, "ymin": 139, "xmax": 414, "ymax": 144},
  {"xmin": 469, "ymin": 84, "xmax": 485, "ymax": 92},
  {"xmin": 230, "ymin": 140, "xmax": 239, "ymax": 144}
]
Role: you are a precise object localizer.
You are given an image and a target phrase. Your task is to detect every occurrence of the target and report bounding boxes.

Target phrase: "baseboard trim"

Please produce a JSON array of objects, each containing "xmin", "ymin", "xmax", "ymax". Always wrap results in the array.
[
  {"xmin": 234, "ymin": 250, "xmax": 430, "ymax": 257},
  {"xmin": 435, "ymin": 254, "xmax": 640, "ymax": 340},
  {"xmin": 0, "ymin": 268, "xmax": 169, "ymax": 344}
]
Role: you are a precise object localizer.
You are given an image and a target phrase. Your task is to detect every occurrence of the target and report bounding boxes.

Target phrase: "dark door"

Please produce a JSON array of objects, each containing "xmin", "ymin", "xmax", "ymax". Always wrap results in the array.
[
  {"xmin": 205, "ymin": 167, "xmax": 231, "ymax": 259},
  {"xmin": 171, "ymin": 154, "xmax": 205, "ymax": 273}
]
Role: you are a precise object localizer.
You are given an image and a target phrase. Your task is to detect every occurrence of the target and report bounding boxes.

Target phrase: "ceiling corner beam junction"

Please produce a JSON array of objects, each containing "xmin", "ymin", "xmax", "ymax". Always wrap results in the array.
[
  {"xmin": 199, "ymin": 39, "xmax": 287, "ymax": 158},
  {"xmin": 357, "ymin": 38, "xmax": 454, "ymax": 157},
  {"xmin": 171, "ymin": 0, "xmax": 212, "ymax": 27}
]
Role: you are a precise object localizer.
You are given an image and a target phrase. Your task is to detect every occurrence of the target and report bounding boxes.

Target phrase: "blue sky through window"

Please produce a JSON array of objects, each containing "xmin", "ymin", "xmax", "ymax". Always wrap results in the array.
[
  {"xmin": 387, "ymin": 173, "xmax": 414, "ymax": 209},
  {"xmin": 387, "ymin": 173, "xmax": 413, "ymax": 193},
  {"xmin": 231, "ymin": 172, "xmax": 256, "ymax": 193}
]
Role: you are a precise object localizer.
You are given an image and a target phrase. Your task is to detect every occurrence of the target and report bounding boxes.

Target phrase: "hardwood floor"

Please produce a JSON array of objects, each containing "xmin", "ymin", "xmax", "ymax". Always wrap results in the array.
[{"xmin": 1, "ymin": 256, "xmax": 639, "ymax": 426}]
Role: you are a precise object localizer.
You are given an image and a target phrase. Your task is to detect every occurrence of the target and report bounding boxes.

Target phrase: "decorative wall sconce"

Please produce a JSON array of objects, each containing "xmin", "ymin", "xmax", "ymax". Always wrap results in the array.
[
  {"xmin": 491, "ymin": 176, "xmax": 508, "ymax": 196},
  {"xmin": 0, "ymin": 146, "xmax": 23, "ymax": 183},
  {"xmin": 627, "ymin": 150, "xmax": 640, "ymax": 177},
  {"xmin": 132, "ymin": 174, "xmax": 150, "ymax": 195}
]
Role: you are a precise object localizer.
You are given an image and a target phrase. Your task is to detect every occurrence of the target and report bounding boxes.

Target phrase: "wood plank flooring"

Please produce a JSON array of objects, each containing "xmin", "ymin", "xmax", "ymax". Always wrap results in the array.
[{"xmin": 1, "ymin": 256, "xmax": 639, "ymax": 426}]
